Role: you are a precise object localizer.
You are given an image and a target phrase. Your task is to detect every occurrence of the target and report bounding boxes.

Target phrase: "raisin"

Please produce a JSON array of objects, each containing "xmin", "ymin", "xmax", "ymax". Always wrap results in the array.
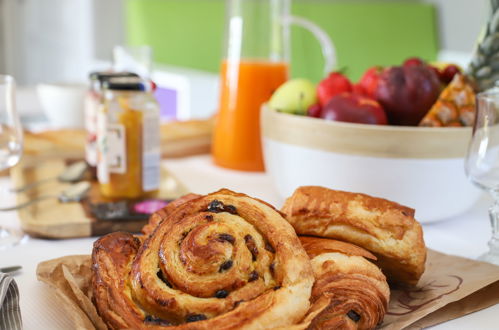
[
  {"xmin": 273, "ymin": 286, "xmax": 281, "ymax": 291},
  {"xmin": 205, "ymin": 214, "xmax": 214, "ymax": 221},
  {"xmin": 265, "ymin": 241, "xmax": 275, "ymax": 253},
  {"xmin": 269, "ymin": 263, "xmax": 275, "ymax": 275},
  {"xmin": 244, "ymin": 235, "xmax": 259, "ymax": 261},
  {"xmin": 347, "ymin": 310, "xmax": 361, "ymax": 322},
  {"xmin": 144, "ymin": 315, "xmax": 171, "ymax": 326},
  {"xmin": 248, "ymin": 271, "xmax": 259, "ymax": 282},
  {"xmin": 219, "ymin": 260, "xmax": 233, "ymax": 272},
  {"xmin": 207, "ymin": 200, "xmax": 225, "ymax": 213},
  {"xmin": 215, "ymin": 290, "xmax": 229, "ymax": 298},
  {"xmin": 206, "ymin": 200, "xmax": 238, "ymax": 214},
  {"xmin": 185, "ymin": 314, "xmax": 207, "ymax": 323},
  {"xmin": 218, "ymin": 233, "xmax": 235, "ymax": 244},
  {"xmin": 224, "ymin": 205, "xmax": 238, "ymax": 214}
]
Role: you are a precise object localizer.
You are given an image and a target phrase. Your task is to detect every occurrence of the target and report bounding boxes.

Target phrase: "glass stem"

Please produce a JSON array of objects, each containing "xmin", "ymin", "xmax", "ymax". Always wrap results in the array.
[{"xmin": 488, "ymin": 202, "xmax": 499, "ymax": 255}]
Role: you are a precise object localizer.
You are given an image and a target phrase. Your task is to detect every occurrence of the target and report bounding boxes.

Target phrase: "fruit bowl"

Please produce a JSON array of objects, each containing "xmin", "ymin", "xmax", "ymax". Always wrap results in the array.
[{"xmin": 261, "ymin": 104, "xmax": 481, "ymax": 223}]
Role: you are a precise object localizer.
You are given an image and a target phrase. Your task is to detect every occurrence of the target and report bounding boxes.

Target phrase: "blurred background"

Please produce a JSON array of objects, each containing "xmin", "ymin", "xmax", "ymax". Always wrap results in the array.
[{"xmin": 0, "ymin": 0, "xmax": 491, "ymax": 121}]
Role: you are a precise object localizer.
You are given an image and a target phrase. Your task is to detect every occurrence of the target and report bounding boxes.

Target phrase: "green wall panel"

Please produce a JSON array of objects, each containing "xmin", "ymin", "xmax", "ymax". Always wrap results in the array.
[
  {"xmin": 125, "ymin": 0, "xmax": 438, "ymax": 82},
  {"xmin": 126, "ymin": 0, "xmax": 226, "ymax": 73}
]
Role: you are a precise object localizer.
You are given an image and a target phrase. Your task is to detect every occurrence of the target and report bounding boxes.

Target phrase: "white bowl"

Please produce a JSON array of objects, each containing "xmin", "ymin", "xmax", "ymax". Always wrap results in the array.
[
  {"xmin": 37, "ymin": 83, "xmax": 87, "ymax": 128},
  {"xmin": 261, "ymin": 105, "xmax": 481, "ymax": 223}
]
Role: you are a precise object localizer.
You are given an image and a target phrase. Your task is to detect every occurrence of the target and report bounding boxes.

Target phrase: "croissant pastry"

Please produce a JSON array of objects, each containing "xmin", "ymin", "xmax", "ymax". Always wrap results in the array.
[
  {"xmin": 281, "ymin": 186, "xmax": 426, "ymax": 286},
  {"xmin": 295, "ymin": 236, "xmax": 390, "ymax": 330},
  {"xmin": 92, "ymin": 189, "xmax": 314, "ymax": 329}
]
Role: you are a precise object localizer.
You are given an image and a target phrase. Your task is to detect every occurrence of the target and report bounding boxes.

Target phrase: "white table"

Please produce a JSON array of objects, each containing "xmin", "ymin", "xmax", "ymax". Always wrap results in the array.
[{"xmin": 1, "ymin": 155, "xmax": 498, "ymax": 329}]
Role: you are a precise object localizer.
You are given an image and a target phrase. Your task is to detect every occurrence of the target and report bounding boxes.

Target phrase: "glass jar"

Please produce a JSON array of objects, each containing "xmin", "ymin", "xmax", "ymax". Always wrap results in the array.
[
  {"xmin": 96, "ymin": 77, "xmax": 161, "ymax": 199},
  {"xmin": 84, "ymin": 71, "xmax": 138, "ymax": 176}
]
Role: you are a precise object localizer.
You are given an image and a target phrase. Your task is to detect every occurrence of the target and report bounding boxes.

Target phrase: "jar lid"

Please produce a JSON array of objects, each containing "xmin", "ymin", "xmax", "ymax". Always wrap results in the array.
[
  {"xmin": 89, "ymin": 71, "xmax": 139, "ymax": 82},
  {"xmin": 102, "ymin": 76, "xmax": 146, "ymax": 91}
]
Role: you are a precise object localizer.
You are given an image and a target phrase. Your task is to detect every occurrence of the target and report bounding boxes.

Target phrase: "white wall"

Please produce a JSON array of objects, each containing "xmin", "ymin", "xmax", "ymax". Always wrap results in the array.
[
  {"xmin": 0, "ymin": 0, "xmax": 5, "ymax": 73},
  {"xmin": 92, "ymin": 0, "xmax": 125, "ymax": 61},
  {"xmin": 0, "ymin": 0, "xmax": 123, "ymax": 86},
  {"xmin": 0, "ymin": 0, "xmax": 493, "ymax": 85},
  {"xmin": 424, "ymin": 0, "xmax": 490, "ymax": 53},
  {"xmin": 1, "ymin": 0, "xmax": 97, "ymax": 85}
]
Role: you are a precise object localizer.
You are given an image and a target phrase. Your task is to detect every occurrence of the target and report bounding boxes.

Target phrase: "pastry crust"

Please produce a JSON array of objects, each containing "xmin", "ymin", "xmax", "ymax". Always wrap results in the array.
[
  {"xmin": 284, "ymin": 237, "xmax": 389, "ymax": 330},
  {"xmin": 281, "ymin": 186, "xmax": 426, "ymax": 286},
  {"xmin": 92, "ymin": 189, "xmax": 314, "ymax": 329}
]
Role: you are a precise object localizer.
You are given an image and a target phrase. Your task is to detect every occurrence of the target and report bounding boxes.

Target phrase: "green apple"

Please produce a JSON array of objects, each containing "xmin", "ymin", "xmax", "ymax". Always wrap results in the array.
[{"xmin": 269, "ymin": 78, "xmax": 317, "ymax": 115}]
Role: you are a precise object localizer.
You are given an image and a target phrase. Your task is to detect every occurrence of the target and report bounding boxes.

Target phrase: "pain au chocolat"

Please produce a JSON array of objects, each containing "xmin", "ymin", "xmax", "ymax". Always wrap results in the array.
[
  {"xmin": 281, "ymin": 186, "xmax": 426, "ymax": 286},
  {"xmin": 92, "ymin": 189, "xmax": 314, "ymax": 329}
]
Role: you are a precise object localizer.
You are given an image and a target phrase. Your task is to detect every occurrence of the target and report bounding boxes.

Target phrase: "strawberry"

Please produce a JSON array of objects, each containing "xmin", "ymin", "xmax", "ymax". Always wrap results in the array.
[
  {"xmin": 352, "ymin": 83, "xmax": 365, "ymax": 95},
  {"xmin": 357, "ymin": 66, "xmax": 383, "ymax": 99},
  {"xmin": 317, "ymin": 72, "xmax": 353, "ymax": 106}
]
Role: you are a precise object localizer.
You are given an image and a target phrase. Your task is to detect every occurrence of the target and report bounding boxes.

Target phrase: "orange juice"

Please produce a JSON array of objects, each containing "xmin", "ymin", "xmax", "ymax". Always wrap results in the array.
[{"xmin": 213, "ymin": 60, "xmax": 289, "ymax": 171}]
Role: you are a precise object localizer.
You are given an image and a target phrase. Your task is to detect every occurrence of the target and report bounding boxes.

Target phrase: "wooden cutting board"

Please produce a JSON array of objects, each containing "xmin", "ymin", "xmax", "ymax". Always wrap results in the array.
[
  {"xmin": 10, "ymin": 159, "xmax": 189, "ymax": 238},
  {"xmin": 4, "ymin": 119, "xmax": 211, "ymax": 238}
]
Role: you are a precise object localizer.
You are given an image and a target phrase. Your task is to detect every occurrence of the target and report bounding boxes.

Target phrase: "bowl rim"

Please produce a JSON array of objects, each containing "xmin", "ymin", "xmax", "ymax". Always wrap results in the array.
[
  {"xmin": 263, "ymin": 103, "xmax": 472, "ymax": 133},
  {"xmin": 261, "ymin": 104, "xmax": 473, "ymax": 159}
]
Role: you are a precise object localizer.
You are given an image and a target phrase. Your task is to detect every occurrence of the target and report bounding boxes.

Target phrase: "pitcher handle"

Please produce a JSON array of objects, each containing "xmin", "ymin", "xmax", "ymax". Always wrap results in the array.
[{"xmin": 286, "ymin": 15, "xmax": 337, "ymax": 76}]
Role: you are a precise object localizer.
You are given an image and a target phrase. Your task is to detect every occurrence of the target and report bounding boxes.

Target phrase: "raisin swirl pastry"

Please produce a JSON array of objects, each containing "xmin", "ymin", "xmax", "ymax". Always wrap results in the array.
[
  {"xmin": 281, "ymin": 186, "xmax": 426, "ymax": 286},
  {"xmin": 92, "ymin": 189, "xmax": 314, "ymax": 329},
  {"xmin": 292, "ymin": 236, "xmax": 389, "ymax": 330}
]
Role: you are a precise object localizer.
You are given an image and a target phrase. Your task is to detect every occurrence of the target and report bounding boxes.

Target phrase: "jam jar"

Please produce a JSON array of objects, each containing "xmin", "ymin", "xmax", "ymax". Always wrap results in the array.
[{"xmin": 96, "ymin": 77, "xmax": 161, "ymax": 199}]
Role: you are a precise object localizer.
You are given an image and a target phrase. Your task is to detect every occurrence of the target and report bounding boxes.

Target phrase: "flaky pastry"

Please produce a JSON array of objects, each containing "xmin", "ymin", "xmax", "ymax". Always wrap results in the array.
[
  {"xmin": 92, "ymin": 189, "xmax": 314, "ymax": 329},
  {"xmin": 281, "ymin": 186, "xmax": 426, "ymax": 286}
]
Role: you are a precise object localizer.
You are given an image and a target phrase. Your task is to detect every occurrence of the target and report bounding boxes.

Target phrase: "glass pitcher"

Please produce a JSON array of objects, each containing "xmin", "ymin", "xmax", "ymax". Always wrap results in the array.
[{"xmin": 212, "ymin": 0, "xmax": 336, "ymax": 171}]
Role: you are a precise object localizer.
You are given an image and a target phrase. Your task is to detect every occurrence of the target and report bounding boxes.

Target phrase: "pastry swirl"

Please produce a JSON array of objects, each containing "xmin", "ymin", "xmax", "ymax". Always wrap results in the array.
[
  {"xmin": 296, "ymin": 237, "xmax": 389, "ymax": 330},
  {"xmin": 92, "ymin": 189, "xmax": 314, "ymax": 329}
]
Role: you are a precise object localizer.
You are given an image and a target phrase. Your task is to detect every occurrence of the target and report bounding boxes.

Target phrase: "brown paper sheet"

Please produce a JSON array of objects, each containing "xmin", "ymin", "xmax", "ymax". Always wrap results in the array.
[{"xmin": 37, "ymin": 250, "xmax": 499, "ymax": 330}]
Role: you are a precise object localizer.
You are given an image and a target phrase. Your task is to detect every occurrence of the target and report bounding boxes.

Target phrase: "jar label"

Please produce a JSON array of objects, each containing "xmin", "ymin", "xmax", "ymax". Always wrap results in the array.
[
  {"xmin": 142, "ymin": 111, "xmax": 160, "ymax": 191},
  {"xmin": 84, "ymin": 93, "xmax": 100, "ymax": 167},
  {"xmin": 106, "ymin": 124, "xmax": 127, "ymax": 174},
  {"xmin": 97, "ymin": 109, "xmax": 127, "ymax": 184}
]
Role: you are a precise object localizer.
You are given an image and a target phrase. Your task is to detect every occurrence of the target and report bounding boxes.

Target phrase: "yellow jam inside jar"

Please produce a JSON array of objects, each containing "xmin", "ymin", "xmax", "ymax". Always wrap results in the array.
[{"xmin": 97, "ymin": 82, "xmax": 160, "ymax": 200}]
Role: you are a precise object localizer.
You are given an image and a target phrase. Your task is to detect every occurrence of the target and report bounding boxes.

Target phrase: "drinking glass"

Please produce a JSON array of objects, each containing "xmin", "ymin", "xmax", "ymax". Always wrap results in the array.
[
  {"xmin": 0, "ymin": 75, "xmax": 24, "ymax": 249},
  {"xmin": 465, "ymin": 89, "xmax": 499, "ymax": 265}
]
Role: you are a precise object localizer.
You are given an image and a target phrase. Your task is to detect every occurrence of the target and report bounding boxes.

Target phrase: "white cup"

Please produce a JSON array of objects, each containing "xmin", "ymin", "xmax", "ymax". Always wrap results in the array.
[{"xmin": 36, "ymin": 83, "xmax": 87, "ymax": 128}]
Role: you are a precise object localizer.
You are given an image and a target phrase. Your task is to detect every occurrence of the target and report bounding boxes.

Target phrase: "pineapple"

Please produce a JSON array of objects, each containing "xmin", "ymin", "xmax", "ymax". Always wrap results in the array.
[
  {"xmin": 419, "ymin": 74, "xmax": 476, "ymax": 127},
  {"xmin": 467, "ymin": 0, "xmax": 499, "ymax": 91}
]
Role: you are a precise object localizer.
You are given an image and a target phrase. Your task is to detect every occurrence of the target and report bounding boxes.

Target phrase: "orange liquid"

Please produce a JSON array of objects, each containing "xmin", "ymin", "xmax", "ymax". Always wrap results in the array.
[{"xmin": 213, "ymin": 60, "xmax": 289, "ymax": 171}]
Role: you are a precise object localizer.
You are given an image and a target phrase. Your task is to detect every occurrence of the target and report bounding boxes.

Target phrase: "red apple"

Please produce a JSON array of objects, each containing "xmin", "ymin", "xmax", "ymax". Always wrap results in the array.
[
  {"xmin": 428, "ymin": 65, "xmax": 442, "ymax": 81},
  {"xmin": 375, "ymin": 65, "xmax": 441, "ymax": 126},
  {"xmin": 317, "ymin": 72, "xmax": 353, "ymax": 106},
  {"xmin": 321, "ymin": 92, "xmax": 387, "ymax": 125}
]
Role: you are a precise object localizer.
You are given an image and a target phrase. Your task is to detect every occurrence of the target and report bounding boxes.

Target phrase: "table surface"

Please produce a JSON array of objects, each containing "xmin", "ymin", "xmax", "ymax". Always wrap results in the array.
[{"xmin": 1, "ymin": 155, "xmax": 498, "ymax": 330}]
